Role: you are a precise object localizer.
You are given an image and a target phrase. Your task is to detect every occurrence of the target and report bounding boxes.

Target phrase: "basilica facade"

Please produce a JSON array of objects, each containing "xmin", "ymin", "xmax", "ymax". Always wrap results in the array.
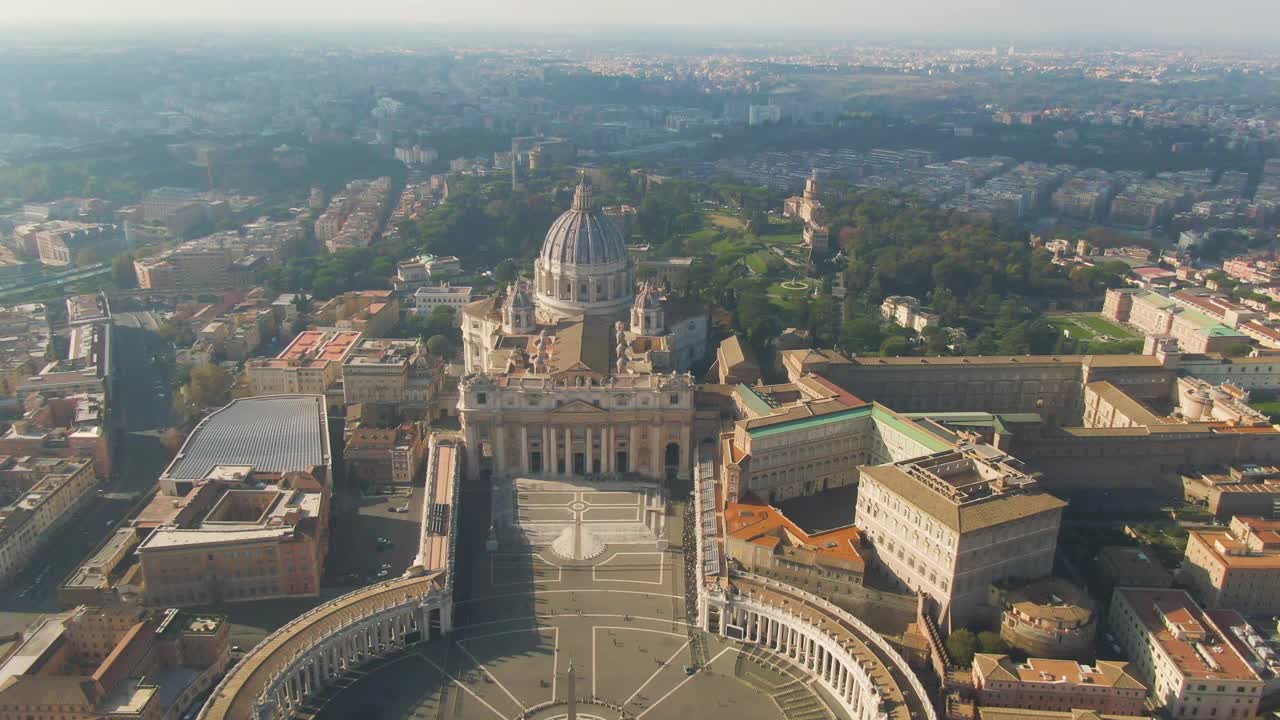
[{"xmin": 458, "ymin": 178, "xmax": 707, "ymax": 481}]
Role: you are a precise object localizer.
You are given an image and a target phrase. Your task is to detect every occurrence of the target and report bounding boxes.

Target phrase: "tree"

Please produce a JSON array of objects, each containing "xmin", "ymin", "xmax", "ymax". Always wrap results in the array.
[
  {"xmin": 494, "ymin": 258, "xmax": 518, "ymax": 285},
  {"xmin": 945, "ymin": 629, "xmax": 978, "ymax": 666},
  {"xmin": 111, "ymin": 253, "xmax": 136, "ymax": 288},
  {"xmin": 879, "ymin": 336, "xmax": 909, "ymax": 357},
  {"xmin": 175, "ymin": 364, "xmax": 232, "ymax": 421},
  {"xmin": 425, "ymin": 334, "xmax": 453, "ymax": 358},
  {"xmin": 1224, "ymin": 343, "xmax": 1254, "ymax": 357},
  {"xmin": 977, "ymin": 631, "xmax": 1008, "ymax": 656}
]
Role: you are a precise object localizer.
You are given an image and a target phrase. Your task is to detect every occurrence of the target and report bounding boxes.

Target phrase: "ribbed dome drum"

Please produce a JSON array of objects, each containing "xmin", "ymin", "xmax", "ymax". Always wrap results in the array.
[{"xmin": 539, "ymin": 180, "xmax": 626, "ymax": 266}]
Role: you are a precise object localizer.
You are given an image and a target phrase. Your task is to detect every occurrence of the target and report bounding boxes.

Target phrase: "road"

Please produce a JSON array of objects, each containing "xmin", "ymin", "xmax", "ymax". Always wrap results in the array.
[{"xmin": 0, "ymin": 317, "xmax": 176, "ymax": 634}]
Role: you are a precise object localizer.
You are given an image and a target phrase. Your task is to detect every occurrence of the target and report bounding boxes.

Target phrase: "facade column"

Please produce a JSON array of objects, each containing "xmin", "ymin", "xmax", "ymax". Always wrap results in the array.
[
  {"xmin": 542, "ymin": 426, "xmax": 552, "ymax": 475},
  {"xmin": 680, "ymin": 423, "xmax": 692, "ymax": 477},
  {"xmin": 602, "ymin": 426, "xmax": 612, "ymax": 473},
  {"xmin": 520, "ymin": 424, "xmax": 530, "ymax": 475},
  {"xmin": 630, "ymin": 425, "xmax": 640, "ymax": 474},
  {"xmin": 586, "ymin": 426, "xmax": 594, "ymax": 474},
  {"xmin": 564, "ymin": 427, "xmax": 572, "ymax": 475},
  {"xmin": 651, "ymin": 424, "xmax": 662, "ymax": 477}
]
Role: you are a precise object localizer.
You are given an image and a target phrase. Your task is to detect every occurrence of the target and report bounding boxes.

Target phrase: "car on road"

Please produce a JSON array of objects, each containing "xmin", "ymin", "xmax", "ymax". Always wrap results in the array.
[
  {"xmin": 376, "ymin": 569, "xmax": 390, "ymax": 578},
  {"xmin": 390, "ymin": 506, "xmax": 409, "ymax": 513},
  {"xmin": 380, "ymin": 562, "xmax": 391, "ymax": 570},
  {"xmin": 376, "ymin": 537, "xmax": 390, "ymax": 545}
]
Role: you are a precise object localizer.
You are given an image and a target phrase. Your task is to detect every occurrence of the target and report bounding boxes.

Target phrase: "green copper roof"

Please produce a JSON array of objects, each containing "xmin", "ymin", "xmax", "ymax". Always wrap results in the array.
[
  {"xmin": 734, "ymin": 385, "xmax": 774, "ymax": 417},
  {"xmin": 870, "ymin": 406, "xmax": 953, "ymax": 453},
  {"xmin": 747, "ymin": 403, "xmax": 952, "ymax": 454},
  {"xmin": 748, "ymin": 405, "xmax": 873, "ymax": 438}
]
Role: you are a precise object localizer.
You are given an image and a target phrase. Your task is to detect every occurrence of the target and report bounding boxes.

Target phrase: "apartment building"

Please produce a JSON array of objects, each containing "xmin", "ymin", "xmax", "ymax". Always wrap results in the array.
[
  {"xmin": 247, "ymin": 329, "xmax": 361, "ymax": 397},
  {"xmin": 1108, "ymin": 588, "xmax": 1262, "ymax": 719},
  {"xmin": 723, "ymin": 498, "xmax": 865, "ymax": 601},
  {"xmin": 1181, "ymin": 465, "xmax": 1280, "ymax": 521},
  {"xmin": 972, "ymin": 654, "xmax": 1147, "ymax": 716},
  {"xmin": 0, "ymin": 457, "xmax": 96, "ymax": 584},
  {"xmin": 413, "ymin": 283, "xmax": 475, "ymax": 317},
  {"xmin": 344, "ymin": 422, "xmax": 429, "ymax": 487},
  {"xmin": 312, "ymin": 289, "xmax": 399, "ymax": 338},
  {"xmin": 856, "ymin": 448, "xmax": 1066, "ymax": 626},
  {"xmin": 0, "ymin": 605, "xmax": 230, "ymax": 720},
  {"xmin": 341, "ymin": 338, "xmax": 433, "ymax": 407},
  {"xmin": 133, "ymin": 235, "xmax": 244, "ymax": 290},
  {"xmin": 1181, "ymin": 516, "xmax": 1280, "ymax": 616}
]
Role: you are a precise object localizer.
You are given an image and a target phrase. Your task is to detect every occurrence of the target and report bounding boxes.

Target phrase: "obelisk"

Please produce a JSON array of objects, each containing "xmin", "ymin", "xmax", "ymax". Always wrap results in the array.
[{"xmin": 566, "ymin": 658, "xmax": 577, "ymax": 720}]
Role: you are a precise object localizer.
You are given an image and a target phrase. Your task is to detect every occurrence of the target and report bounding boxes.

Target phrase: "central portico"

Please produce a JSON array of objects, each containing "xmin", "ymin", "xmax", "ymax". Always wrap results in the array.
[{"xmin": 458, "ymin": 372, "xmax": 694, "ymax": 481}]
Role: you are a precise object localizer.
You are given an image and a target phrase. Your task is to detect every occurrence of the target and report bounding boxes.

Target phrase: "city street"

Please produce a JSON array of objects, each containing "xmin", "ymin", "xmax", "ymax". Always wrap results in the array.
[{"xmin": 0, "ymin": 317, "xmax": 176, "ymax": 633}]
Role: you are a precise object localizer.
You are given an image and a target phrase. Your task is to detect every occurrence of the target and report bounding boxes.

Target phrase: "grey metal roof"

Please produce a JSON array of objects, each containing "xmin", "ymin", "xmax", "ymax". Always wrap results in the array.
[{"xmin": 165, "ymin": 395, "xmax": 329, "ymax": 480}]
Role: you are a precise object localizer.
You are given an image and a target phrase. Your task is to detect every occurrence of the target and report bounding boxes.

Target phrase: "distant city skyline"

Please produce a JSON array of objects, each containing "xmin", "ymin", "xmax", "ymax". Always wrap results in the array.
[{"xmin": 3, "ymin": 0, "xmax": 1279, "ymax": 45}]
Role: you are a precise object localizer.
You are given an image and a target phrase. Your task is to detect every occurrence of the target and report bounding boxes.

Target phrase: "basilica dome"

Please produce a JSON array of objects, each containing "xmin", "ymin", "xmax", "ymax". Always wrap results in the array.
[
  {"xmin": 534, "ymin": 177, "xmax": 635, "ymax": 320},
  {"xmin": 540, "ymin": 181, "xmax": 627, "ymax": 266}
]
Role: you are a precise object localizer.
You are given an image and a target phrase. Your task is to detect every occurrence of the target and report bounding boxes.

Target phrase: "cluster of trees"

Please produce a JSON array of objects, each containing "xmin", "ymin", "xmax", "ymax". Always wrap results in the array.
[
  {"xmin": 262, "ymin": 238, "xmax": 405, "ymax": 298},
  {"xmin": 829, "ymin": 192, "xmax": 1129, "ymax": 357},
  {"xmin": 944, "ymin": 628, "xmax": 1008, "ymax": 667},
  {"xmin": 393, "ymin": 306, "xmax": 463, "ymax": 359},
  {"xmin": 173, "ymin": 364, "xmax": 232, "ymax": 424}
]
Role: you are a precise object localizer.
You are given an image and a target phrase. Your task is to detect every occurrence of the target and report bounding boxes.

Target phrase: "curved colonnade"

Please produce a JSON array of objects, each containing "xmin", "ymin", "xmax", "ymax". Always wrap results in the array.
[
  {"xmin": 196, "ymin": 574, "xmax": 451, "ymax": 720},
  {"xmin": 693, "ymin": 455, "xmax": 936, "ymax": 720},
  {"xmin": 198, "ymin": 435, "xmax": 462, "ymax": 720}
]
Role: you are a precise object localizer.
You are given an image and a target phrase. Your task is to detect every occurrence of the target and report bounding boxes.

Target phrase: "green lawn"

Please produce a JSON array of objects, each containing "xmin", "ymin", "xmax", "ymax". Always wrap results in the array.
[
  {"xmin": 706, "ymin": 211, "xmax": 745, "ymax": 231},
  {"xmin": 744, "ymin": 251, "xmax": 772, "ymax": 275},
  {"xmin": 763, "ymin": 233, "xmax": 805, "ymax": 247},
  {"xmin": 1251, "ymin": 399, "xmax": 1280, "ymax": 422},
  {"xmin": 1047, "ymin": 313, "xmax": 1139, "ymax": 341},
  {"xmin": 1075, "ymin": 315, "xmax": 1140, "ymax": 339},
  {"xmin": 767, "ymin": 280, "xmax": 814, "ymax": 314}
]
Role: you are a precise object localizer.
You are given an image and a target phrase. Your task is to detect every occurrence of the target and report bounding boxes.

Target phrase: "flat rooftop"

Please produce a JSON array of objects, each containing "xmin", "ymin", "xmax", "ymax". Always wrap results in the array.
[{"xmin": 163, "ymin": 395, "xmax": 330, "ymax": 481}]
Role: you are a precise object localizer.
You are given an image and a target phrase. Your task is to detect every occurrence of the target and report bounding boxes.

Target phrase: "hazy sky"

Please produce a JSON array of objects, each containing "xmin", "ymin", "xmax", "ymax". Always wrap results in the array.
[{"xmin": 4, "ymin": 0, "xmax": 1278, "ymax": 43}]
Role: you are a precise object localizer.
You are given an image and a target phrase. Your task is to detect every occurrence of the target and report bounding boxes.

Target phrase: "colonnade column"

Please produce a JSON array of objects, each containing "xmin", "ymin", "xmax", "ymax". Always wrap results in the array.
[{"xmin": 586, "ymin": 427, "xmax": 594, "ymax": 474}]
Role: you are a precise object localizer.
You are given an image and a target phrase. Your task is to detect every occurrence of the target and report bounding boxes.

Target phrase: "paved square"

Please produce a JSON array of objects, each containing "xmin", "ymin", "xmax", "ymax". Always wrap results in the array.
[
  {"xmin": 593, "ymin": 551, "xmax": 664, "ymax": 585},
  {"xmin": 490, "ymin": 553, "xmax": 562, "ymax": 586},
  {"xmin": 314, "ymin": 479, "xmax": 849, "ymax": 720}
]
